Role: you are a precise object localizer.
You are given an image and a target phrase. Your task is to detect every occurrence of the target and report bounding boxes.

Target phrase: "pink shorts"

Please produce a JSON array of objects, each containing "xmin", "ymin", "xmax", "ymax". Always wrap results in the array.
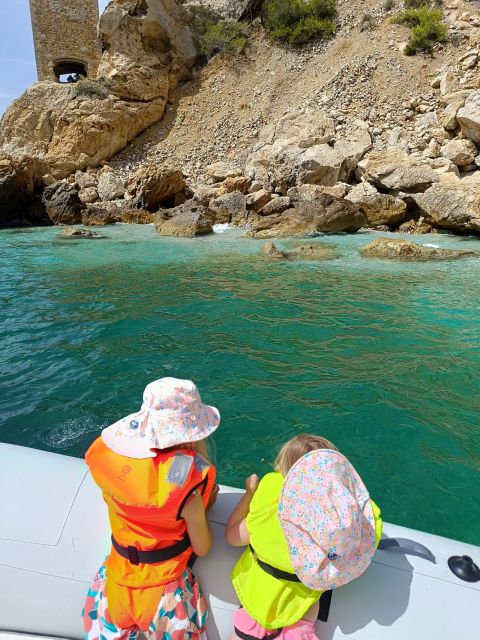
[{"xmin": 232, "ymin": 608, "xmax": 319, "ymax": 640}]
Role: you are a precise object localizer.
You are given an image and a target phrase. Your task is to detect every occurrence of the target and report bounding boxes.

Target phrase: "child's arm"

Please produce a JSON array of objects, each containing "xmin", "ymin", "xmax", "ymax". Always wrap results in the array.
[
  {"xmin": 182, "ymin": 493, "xmax": 213, "ymax": 557},
  {"xmin": 225, "ymin": 474, "xmax": 258, "ymax": 547}
]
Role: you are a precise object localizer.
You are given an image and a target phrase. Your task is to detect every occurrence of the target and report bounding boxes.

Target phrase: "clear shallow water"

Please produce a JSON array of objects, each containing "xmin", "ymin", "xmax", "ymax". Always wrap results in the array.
[{"xmin": 1, "ymin": 224, "xmax": 479, "ymax": 545}]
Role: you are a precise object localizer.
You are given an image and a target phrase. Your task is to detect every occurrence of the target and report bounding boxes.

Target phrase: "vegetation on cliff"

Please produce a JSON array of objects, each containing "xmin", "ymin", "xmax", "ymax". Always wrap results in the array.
[
  {"xmin": 263, "ymin": 0, "xmax": 336, "ymax": 45},
  {"xmin": 393, "ymin": 1, "xmax": 447, "ymax": 54},
  {"xmin": 200, "ymin": 21, "xmax": 249, "ymax": 58}
]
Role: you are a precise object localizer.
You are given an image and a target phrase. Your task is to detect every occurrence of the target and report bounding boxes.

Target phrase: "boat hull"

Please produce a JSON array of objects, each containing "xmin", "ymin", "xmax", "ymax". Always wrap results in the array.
[{"xmin": 0, "ymin": 443, "xmax": 479, "ymax": 640}]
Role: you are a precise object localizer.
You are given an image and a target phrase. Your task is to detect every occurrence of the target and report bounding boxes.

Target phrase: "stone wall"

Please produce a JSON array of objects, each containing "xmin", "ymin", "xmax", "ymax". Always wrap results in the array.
[{"xmin": 29, "ymin": 0, "xmax": 102, "ymax": 81}]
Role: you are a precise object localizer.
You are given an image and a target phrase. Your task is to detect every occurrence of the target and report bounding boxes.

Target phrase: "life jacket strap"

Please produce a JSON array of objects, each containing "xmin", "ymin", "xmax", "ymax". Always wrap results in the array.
[
  {"xmin": 111, "ymin": 534, "xmax": 191, "ymax": 566},
  {"xmin": 234, "ymin": 626, "xmax": 283, "ymax": 640},
  {"xmin": 249, "ymin": 545, "xmax": 301, "ymax": 582}
]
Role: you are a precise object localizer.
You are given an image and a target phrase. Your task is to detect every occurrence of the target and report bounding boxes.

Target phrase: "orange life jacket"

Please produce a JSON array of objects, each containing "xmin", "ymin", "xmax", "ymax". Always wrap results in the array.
[{"xmin": 85, "ymin": 436, "xmax": 216, "ymax": 630}]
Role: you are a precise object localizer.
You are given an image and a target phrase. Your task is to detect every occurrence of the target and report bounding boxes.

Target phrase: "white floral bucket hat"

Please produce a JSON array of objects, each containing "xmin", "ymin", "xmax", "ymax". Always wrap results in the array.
[
  {"xmin": 278, "ymin": 449, "xmax": 376, "ymax": 591},
  {"xmin": 101, "ymin": 377, "xmax": 220, "ymax": 459}
]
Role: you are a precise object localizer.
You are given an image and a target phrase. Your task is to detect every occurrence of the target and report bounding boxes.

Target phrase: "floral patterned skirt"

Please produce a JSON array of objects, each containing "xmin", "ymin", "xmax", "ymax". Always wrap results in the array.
[{"xmin": 82, "ymin": 564, "xmax": 208, "ymax": 640}]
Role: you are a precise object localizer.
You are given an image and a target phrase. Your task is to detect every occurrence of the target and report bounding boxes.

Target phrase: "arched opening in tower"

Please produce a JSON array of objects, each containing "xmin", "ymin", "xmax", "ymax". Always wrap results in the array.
[{"xmin": 54, "ymin": 60, "xmax": 88, "ymax": 83}]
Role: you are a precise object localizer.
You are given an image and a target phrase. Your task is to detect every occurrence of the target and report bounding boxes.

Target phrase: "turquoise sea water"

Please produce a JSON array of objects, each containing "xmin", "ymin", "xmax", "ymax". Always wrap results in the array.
[{"xmin": 1, "ymin": 224, "xmax": 479, "ymax": 545}]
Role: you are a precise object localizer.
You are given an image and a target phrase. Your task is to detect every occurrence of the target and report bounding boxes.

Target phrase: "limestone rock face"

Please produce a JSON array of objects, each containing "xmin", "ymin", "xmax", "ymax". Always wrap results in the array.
[
  {"xmin": 360, "ymin": 237, "xmax": 478, "ymax": 261},
  {"xmin": 412, "ymin": 175, "xmax": 480, "ymax": 233},
  {"xmin": 42, "ymin": 181, "xmax": 84, "ymax": 225},
  {"xmin": 79, "ymin": 186, "xmax": 99, "ymax": 204},
  {"xmin": 206, "ymin": 161, "xmax": 242, "ymax": 182},
  {"xmin": 259, "ymin": 196, "xmax": 291, "ymax": 216},
  {"xmin": 208, "ymin": 191, "xmax": 247, "ymax": 223},
  {"xmin": 154, "ymin": 201, "xmax": 213, "ymax": 236},
  {"xmin": 0, "ymin": 157, "xmax": 46, "ymax": 226},
  {"xmin": 97, "ymin": 172, "xmax": 126, "ymax": 201},
  {"xmin": 441, "ymin": 139, "xmax": 478, "ymax": 166},
  {"xmin": 0, "ymin": 82, "xmax": 165, "ymax": 180},
  {"xmin": 345, "ymin": 181, "xmax": 407, "ymax": 227},
  {"xmin": 246, "ymin": 189, "xmax": 272, "ymax": 211},
  {"xmin": 181, "ymin": 0, "xmax": 254, "ymax": 22},
  {"xmin": 0, "ymin": 0, "xmax": 213, "ymax": 180},
  {"xmin": 81, "ymin": 204, "xmax": 118, "ymax": 226},
  {"xmin": 246, "ymin": 117, "xmax": 371, "ymax": 194},
  {"xmin": 457, "ymin": 92, "xmax": 480, "ymax": 145},
  {"xmin": 127, "ymin": 162, "xmax": 185, "ymax": 209},
  {"xmin": 247, "ymin": 185, "xmax": 365, "ymax": 238},
  {"xmin": 217, "ymin": 176, "xmax": 251, "ymax": 195},
  {"xmin": 357, "ymin": 149, "xmax": 439, "ymax": 192},
  {"xmin": 258, "ymin": 111, "xmax": 335, "ymax": 149},
  {"xmin": 97, "ymin": 0, "xmax": 194, "ymax": 102},
  {"xmin": 290, "ymin": 186, "xmax": 366, "ymax": 232},
  {"xmin": 119, "ymin": 209, "xmax": 155, "ymax": 224},
  {"xmin": 443, "ymin": 102, "xmax": 463, "ymax": 131}
]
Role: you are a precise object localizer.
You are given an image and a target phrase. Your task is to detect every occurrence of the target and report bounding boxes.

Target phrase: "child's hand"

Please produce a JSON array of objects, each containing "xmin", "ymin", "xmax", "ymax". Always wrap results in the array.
[{"xmin": 245, "ymin": 474, "xmax": 259, "ymax": 495}]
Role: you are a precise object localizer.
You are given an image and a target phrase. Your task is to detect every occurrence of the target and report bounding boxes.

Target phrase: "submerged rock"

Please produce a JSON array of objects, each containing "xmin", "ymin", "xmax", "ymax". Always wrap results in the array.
[
  {"xmin": 59, "ymin": 227, "xmax": 108, "ymax": 239},
  {"xmin": 260, "ymin": 242, "xmax": 339, "ymax": 261},
  {"xmin": 260, "ymin": 242, "xmax": 285, "ymax": 259},
  {"xmin": 360, "ymin": 237, "xmax": 479, "ymax": 261}
]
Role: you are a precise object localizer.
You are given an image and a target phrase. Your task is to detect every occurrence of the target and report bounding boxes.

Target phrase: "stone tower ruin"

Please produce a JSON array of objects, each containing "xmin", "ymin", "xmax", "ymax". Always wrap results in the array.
[{"xmin": 29, "ymin": 0, "xmax": 102, "ymax": 82}]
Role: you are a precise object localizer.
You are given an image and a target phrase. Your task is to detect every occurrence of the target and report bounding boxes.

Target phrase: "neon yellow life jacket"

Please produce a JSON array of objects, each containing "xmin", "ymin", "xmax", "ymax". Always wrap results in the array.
[{"xmin": 231, "ymin": 472, "xmax": 383, "ymax": 629}]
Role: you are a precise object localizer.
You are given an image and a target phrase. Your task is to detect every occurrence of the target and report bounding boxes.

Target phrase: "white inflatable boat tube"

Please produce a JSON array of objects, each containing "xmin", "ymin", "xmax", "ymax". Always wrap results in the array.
[{"xmin": 0, "ymin": 444, "xmax": 479, "ymax": 640}]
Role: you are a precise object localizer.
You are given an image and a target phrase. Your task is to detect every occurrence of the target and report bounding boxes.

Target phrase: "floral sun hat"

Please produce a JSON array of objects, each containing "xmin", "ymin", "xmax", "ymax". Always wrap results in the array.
[
  {"xmin": 101, "ymin": 377, "xmax": 220, "ymax": 459},
  {"xmin": 278, "ymin": 449, "xmax": 376, "ymax": 591}
]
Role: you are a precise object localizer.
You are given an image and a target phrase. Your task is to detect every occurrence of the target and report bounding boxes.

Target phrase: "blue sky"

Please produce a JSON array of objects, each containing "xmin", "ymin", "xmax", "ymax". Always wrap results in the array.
[{"xmin": 0, "ymin": 0, "xmax": 110, "ymax": 116}]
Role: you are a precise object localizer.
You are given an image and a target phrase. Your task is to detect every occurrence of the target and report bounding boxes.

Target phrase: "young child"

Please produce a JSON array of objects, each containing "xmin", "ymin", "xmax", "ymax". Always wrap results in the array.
[
  {"xmin": 226, "ymin": 434, "xmax": 382, "ymax": 640},
  {"xmin": 82, "ymin": 377, "xmax": 220, "ymax": 640}
]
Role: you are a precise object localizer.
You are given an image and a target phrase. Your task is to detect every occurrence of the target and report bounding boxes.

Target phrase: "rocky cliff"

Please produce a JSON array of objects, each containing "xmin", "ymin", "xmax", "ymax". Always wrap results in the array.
[{"xmin": 1, "ymin": 0, "xmax": 480, "ymax": 234}]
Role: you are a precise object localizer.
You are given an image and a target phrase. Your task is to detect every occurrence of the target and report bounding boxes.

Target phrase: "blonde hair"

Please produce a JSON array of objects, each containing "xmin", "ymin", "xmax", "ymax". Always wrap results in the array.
[{"xmin": 274, "ymin": 433, "xmax": 338, "ymax": 476}]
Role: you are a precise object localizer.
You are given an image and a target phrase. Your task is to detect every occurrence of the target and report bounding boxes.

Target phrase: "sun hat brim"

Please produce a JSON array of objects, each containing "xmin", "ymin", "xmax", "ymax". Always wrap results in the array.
[
  {"xmin": 101, "ymin": 403, "xmax": 220, "ymax": 459},
  {"xmin": 278, "ymin": 449, "xmax": 376, "ymax": 591}
]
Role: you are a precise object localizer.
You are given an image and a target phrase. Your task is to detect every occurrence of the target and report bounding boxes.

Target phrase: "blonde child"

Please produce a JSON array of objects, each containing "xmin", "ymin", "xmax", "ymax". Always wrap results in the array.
[
  {"xmin": 226, "ymin": 434, "xmax": 382, "ymax": 640},
  {"xmin": 82, "ymin": 378, "xmax": 220, "ymax": 640}
]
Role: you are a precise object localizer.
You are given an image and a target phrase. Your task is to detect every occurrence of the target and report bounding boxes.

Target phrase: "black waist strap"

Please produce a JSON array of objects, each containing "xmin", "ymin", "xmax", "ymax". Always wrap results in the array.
[
  {"xmin": 234, "ymin": 627, "xmax": 282, "ymax": 640},
  {"xmin": 112, "ymin": 534, "xmax": 191, "ymax": 566},
  {"xmin": 250, "ymin": 546, "xmax": 333, "ymax": 623},
  {"xmin": 249, "ymin": 545, "xmax": 301, "ymax": 582}
]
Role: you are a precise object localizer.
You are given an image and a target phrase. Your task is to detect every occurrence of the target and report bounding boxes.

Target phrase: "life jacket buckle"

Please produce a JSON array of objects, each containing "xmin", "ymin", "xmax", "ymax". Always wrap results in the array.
[{"xmin": 127, "ymin": 546, "xmax": 140, "ymax": 565}]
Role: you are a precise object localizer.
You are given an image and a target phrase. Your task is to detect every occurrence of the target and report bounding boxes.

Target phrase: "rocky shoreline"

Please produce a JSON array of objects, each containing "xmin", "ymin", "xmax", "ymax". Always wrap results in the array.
[{"xmin": 2, "ymin": 0, "xmax": 480, "ymax": 238}]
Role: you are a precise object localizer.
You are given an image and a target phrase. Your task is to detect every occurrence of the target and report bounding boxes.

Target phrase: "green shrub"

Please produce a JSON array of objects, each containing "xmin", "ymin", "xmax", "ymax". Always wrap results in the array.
[
  {"xmin": 264, "ymin": 0, "xmax": 336, "ymax": 46},
  {"xmin": 384, "ymin": 0, "xmax": 395, "ymax": 11},
  {"xmin": 73, "ymin": 78, "xmax": 109, "ymax": 100},
  {"xmin": 403, "ymin": 0, "xmax": 429, "ymax": 8},
  {"xmin": 393, "ymin": 6, "xmax": 447, "ymax": 54},
  {"xmin": 200, "ymin": 21, "xmax": 249, "ymax": 58}
]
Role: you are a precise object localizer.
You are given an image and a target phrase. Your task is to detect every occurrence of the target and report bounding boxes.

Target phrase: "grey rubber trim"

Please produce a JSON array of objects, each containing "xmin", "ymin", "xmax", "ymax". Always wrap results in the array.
[{"xmin": 378, "ymin": 537, "xmax": 436, "ymax": 563}]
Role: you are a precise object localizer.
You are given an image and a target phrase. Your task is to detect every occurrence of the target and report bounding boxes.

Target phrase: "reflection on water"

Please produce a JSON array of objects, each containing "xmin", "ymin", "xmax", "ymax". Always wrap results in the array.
[{"xmin": 1, "ymin": 225, "xmax": 480, "ymax": 544}]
